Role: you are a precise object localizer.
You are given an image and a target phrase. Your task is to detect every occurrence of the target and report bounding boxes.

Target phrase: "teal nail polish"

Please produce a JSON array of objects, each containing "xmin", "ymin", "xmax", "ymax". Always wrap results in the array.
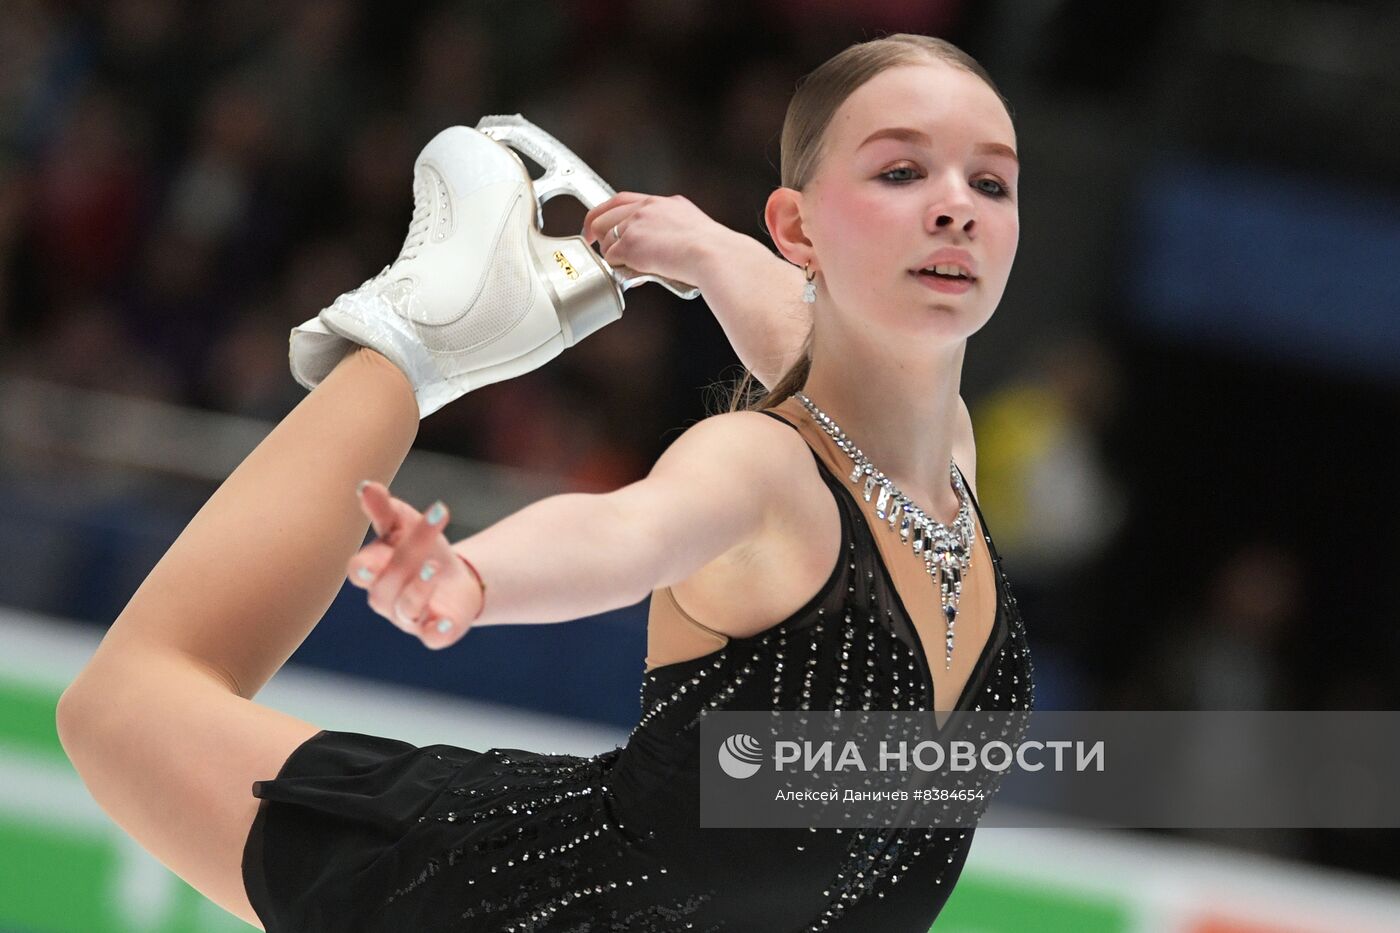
[
  {"xmin": 436, "ymin": 619, "xmax": 453, "ymax": 633},
  {"xmin": 356, "ymin": 567, "xmax": 374, "ymax": 582},
  {"xmin": 419, "ymin": 562, "xmax": 437, "ymax": 582},
  {"xmin": 426, "ymin": 502, "xmax": 446, "ymax": 525}
]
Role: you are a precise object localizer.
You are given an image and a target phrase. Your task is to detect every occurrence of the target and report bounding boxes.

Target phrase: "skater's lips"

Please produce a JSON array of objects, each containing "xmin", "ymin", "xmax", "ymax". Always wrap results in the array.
[{"xmin": 910, "ymin": 248, "xmax": 977, "ymax": 279}]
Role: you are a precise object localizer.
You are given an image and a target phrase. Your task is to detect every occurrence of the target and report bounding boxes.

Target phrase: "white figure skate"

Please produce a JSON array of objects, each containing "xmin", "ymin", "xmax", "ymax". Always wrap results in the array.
[{"xmin": 288, "ymin": 115, "xmax": 699, "ymax": 419}]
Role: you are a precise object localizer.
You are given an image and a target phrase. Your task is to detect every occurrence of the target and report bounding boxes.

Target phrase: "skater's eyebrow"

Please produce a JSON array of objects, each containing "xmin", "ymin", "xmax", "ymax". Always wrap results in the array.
[{"xmin": 856, "ymin": 127, "xmax": 1018, "ymax": 163}]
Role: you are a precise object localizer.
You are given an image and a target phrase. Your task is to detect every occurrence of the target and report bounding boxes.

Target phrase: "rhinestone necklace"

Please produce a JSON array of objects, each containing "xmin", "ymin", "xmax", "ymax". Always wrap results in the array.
[{"xmin": 795, "ymin": 392, "xmax": 974, "ymax": 669}]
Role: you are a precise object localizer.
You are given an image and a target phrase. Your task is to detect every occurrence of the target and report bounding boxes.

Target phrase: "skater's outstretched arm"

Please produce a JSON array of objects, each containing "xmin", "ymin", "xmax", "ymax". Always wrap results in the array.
[
  {"xmin": 345, "ymin": 409, "xmax": 818, "ymax": 651},
  {"xmin": 583, "ymin": 194, "xmax": 809, "ymax": 389}
]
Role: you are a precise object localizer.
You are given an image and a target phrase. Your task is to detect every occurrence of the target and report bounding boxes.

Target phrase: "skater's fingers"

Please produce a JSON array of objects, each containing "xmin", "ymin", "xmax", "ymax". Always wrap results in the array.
[
  {"xmin": 346, "ymin": 540, "xmax": 393, "ymax": 591},
  {"xmin": 350, "ymin": 544, "xmax": 422, "ymax": 633},
  {"xmin": 601, "ymin": 231, "xmax": 628, "ymax": 267},
  {"xmin": 358, "ymin": 483, "xmax": 424, "ymax": 547},
  {"xmin": 386, "ymin": 530, "xmax": 474, "ymax": 647},
  {"xmin": 365, "ymin": 569, "xmax": 416, "ymax": 632},
  {"xmin": 372, "ymin": 500, "xmax": 452, "ymax": 615},
  {"xmin": 383, "ymin": 496, "xmax": 426, "ymax": 537},
  {"xmin": 584, "ymin": 200, "xmax": 648, "ymax": 249},
  {"xmin": 358, "ymin": 501, "xmax": 439, "ymax": 624},
  {"xmin": 396, "ymin": 499, "xmax": 450, "ymax": 560},
  {"xmin": 391, "ymin": 565, "xmax": 434, "ymax": 629},
  {"xmin": 579, "ymin": 197, "xmax": 649, "ymax": 246},
  {"xmin": 389, "ymin": 552, "xmax": 456, "ymax": 636},
  {"xmin": 414, "ymin": 574, "xmax": 478, "ymax": 651},
  {"xmin": 583, "ymin": 192, "xmax": 647, "ymax": 244},
  {"xmin": 356, "ymin": 481, "xmax": 402, "ymax": 538}
]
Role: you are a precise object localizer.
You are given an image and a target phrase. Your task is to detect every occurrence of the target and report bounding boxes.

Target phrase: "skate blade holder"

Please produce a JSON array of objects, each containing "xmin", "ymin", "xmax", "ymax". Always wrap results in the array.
[{"xmin": 475, "ymin": 113, "xmax": 701, "ymax": 302}]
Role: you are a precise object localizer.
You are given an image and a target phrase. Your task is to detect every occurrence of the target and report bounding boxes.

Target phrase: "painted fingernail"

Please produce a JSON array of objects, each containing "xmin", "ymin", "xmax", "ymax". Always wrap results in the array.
[
  {"xmin": 419, "ymin": 561, "xmax": 438, "ymax": 582},
  {"xmin": 356, "ymin": 479, "xmax": 370, "ymax": 496},
  {"xmin": 436, "ymin": 618, "xmax": 453, "ymax": 634},
  {"xmin": 356, "ymin": 567, "xmax": 374, "ymax": 582},
  {"xmin": 425, "ymin": 501, "xmax": 446, "ymax": 525}
]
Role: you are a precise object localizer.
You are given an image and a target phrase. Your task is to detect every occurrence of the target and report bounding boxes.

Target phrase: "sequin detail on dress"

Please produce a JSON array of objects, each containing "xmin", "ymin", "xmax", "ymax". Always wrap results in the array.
[{"xmin": 242, "ymin": 409, "xmax": 1034, "ymax": 932}]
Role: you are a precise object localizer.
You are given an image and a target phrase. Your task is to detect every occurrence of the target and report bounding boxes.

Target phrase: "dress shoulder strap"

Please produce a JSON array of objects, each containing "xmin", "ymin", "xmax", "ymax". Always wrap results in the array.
[
  {"xmin": 756, "ymin": 408, "xmax": 798, "ymax": 429},
  {"xmin": 758, "ymin": 406, "xmax": 850, "ymax": 488}
]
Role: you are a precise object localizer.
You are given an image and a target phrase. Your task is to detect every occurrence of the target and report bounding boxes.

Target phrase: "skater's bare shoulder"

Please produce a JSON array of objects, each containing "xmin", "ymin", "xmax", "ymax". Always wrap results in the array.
[{"xmin": 607, "ymin": 411, "xmax": 822, "ymax": 592}]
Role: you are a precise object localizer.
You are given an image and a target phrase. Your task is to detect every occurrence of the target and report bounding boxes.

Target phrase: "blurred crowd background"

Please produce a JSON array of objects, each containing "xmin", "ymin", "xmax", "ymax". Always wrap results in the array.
[{"xmin": 1, "ymin": 0, "xmax": 1398, "ymax": 891}]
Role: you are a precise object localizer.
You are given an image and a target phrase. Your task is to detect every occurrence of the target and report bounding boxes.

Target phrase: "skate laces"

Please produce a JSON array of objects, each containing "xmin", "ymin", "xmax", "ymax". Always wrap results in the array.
[
  {"xmin": 396, "ymin": 171, "xmax": 434, "ymax": 262},
  {"xmin": 355, "ymin": 171, "xmax": 433, "ymax": 295}
]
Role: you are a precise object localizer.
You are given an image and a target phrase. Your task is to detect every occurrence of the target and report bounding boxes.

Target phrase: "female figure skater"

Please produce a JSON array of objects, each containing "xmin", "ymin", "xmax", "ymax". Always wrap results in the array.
[{"xmin": 56, "ymin": 33, "xmax": 1031, "ymax": 931}]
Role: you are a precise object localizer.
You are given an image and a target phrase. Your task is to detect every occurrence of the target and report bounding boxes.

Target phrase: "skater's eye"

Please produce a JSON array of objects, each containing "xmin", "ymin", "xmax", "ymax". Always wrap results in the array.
[
  {"xmin": 877, "ymin": 165, "xmax": 920, "ymax": 184},
  {"xmin": 878, "ymin": 165, "xmax": 1013, "ymax": 200},
  {"xmin": 974, "ymin": 177, "xmax": 1012, "ymax": 199}
]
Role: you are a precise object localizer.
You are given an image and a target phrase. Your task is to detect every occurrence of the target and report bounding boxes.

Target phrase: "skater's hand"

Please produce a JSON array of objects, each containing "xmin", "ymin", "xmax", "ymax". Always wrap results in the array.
[
  {"xmin": 581, "ymin": 193, "xmax": 732, "ymax": 292},
  {"xmin": 346, "ymin": 480, "xmax": 480, "ymax": 650}
]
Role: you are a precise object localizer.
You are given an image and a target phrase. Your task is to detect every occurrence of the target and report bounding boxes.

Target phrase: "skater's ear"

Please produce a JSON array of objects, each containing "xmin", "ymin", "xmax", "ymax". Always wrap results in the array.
[{"xmin": 764, "ymin": 187, "xmax": 814, "ymax": 271}]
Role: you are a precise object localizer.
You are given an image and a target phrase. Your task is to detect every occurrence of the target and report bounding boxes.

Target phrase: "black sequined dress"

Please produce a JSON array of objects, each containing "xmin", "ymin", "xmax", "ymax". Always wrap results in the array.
[{"xmin": 242, "ymin": 407, "xmax": 1035, "ymax": 932}]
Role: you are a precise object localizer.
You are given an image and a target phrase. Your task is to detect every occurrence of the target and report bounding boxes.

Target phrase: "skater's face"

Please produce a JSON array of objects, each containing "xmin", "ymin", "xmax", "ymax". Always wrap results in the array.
[{"xmin": 794, "ymin": 61, "xmax": 1019, "ymax": 345}]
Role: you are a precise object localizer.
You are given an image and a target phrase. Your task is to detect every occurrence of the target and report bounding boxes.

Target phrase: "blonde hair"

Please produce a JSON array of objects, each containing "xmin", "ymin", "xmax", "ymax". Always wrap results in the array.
[{"xmin": 724, "ymin": 33, "xmax": 1013, "ymax": 413}]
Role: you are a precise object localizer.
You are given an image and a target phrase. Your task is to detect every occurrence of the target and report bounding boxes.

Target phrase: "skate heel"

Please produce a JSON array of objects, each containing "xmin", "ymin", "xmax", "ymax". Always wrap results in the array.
[
  {"xmin": 476, "ymin": 113, "xmax": 701, "ymax": 301},
  {"xmin": 526, "ymin": 228, "xmax": 624, "ymax": 347}
]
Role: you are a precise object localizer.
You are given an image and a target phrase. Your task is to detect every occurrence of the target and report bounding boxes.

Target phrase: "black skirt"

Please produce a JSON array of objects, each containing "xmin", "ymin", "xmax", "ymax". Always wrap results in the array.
[
  {"xmin": 240, "ymin": 728, "xmax": 974, "ymax": 932},
  {"xmin": 243, "ymin": 729, "xmax": 458, "ymax": 930},
  {"xmin": 242, "ymin": 728, "xmax": 638, "ymax": 932}
]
